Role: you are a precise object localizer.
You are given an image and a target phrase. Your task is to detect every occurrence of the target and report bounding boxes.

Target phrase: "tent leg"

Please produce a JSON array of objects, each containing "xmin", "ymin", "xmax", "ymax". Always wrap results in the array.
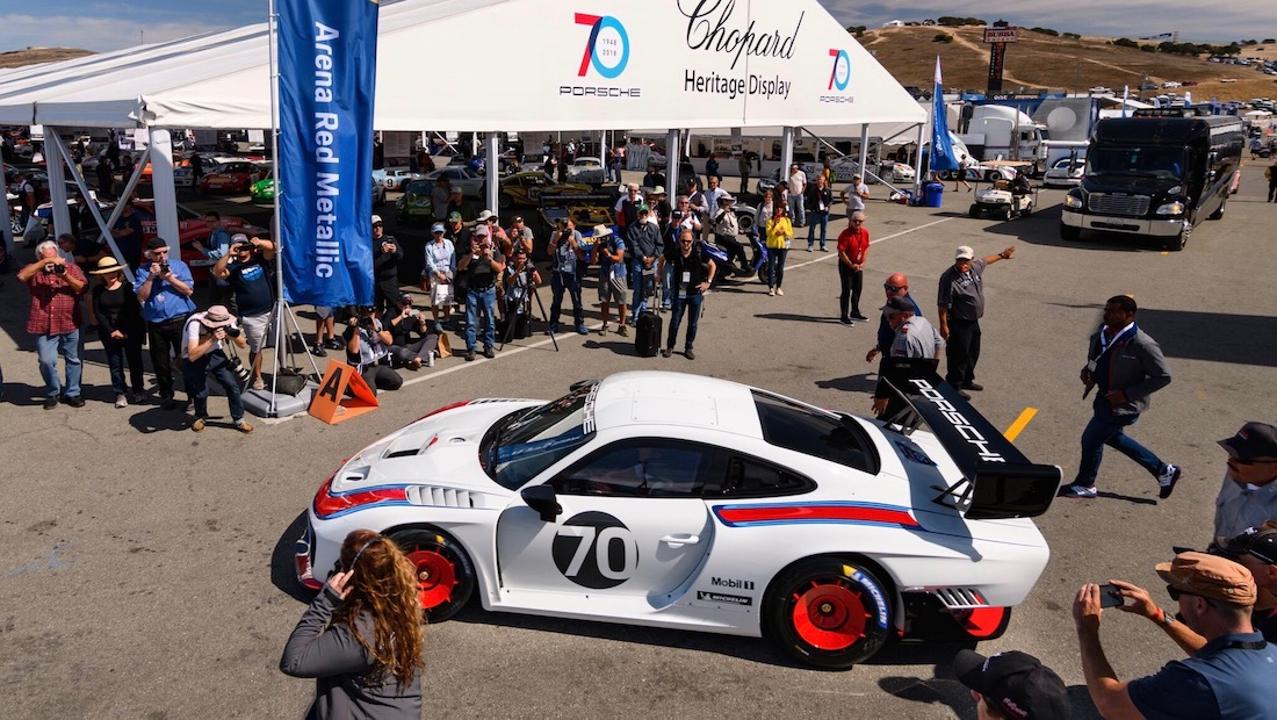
[
  {"xmin": 484, "ymin": 133, "xmax": 499, "ymax": 214},
  {"xmin": 780, "ymin": 126, "xmax": 795, "ymax": 181},
  {"xmin": 0, "ymin": 181, "xmax": 13, "ymax": 263},
  {"xmin": 44, "ymin": 129, "xmax": 72, "ymax": 240},
  {"xmin": 45, "ymin": 130, "xmax": 133, "ymax": 281},
  {"xmin": 912, "ymin": 122, "xmax": 926, "ymax": 198},
  {"xmin": 858, "ymin": 125, "xmax": 870, "ymax": 182},
  {"xmin": 665, "ymin": 129, "xmax": 681, "ymax": 197},
  {"xmin": 148, "ymin": 129, "xmax": 180, "ymax": 256}
]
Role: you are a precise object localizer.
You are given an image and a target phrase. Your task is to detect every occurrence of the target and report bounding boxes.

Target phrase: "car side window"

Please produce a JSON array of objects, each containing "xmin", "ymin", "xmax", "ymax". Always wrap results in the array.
[
  {"xmin": 553, "ymin": 439, "xmax": 712, "ymax": 498},
  {"xmin": 711, "ymin": 454, "xmax": 813, "ymax": 498}
]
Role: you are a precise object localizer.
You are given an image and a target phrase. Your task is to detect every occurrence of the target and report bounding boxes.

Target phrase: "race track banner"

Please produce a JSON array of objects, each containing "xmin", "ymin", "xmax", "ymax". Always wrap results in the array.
[{"xmin": 278, "ymin": 0, "xmax": 379, "ymax": 306}]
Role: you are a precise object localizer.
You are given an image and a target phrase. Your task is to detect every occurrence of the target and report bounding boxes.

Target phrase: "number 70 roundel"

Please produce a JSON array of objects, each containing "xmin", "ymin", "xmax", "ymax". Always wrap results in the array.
[{"xmin": 550, "ymin": 511, "xmax": 639, "ymax": 589}]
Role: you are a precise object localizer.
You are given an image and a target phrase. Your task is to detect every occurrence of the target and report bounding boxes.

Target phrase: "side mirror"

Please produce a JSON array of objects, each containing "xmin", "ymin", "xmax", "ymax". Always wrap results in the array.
[{"xmin": 521, "ymin": 485, "xmax": 561, "ymax": 523}]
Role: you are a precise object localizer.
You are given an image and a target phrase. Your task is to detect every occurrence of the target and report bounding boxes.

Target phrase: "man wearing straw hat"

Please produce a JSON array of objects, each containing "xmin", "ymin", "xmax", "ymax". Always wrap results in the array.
[{"xmin": 182, "ymin": 305, "xmax": 253, "ymax": 434}]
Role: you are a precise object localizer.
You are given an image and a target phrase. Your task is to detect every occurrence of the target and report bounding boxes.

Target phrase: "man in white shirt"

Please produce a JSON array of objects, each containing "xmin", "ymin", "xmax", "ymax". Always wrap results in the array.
[
  {"xmin": 843, "ymin": 174, "xmax": 870, "ymax": 213},
  {"xmin": 786, "ymin": 164, "xmax": 807, "ymax": 227}
]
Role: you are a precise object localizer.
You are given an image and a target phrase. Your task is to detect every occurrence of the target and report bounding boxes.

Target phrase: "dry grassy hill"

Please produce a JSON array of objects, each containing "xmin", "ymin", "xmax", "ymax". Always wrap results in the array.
[
  {"xmin": 0, "ymin": 47, "xmax": 92, "ymax": 69},
  {"xmin": 862, "ymin": 26, "xmax": 1277, "ymax": 101}
]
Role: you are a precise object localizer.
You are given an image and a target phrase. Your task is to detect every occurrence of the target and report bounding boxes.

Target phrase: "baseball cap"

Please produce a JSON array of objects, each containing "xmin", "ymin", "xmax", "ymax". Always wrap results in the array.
[
  {"xmin": 448, "ymin": 211, "xmax": 463, "ymax": 222},
  {"xmin": 954, "ymin": 650, "xmax": 1070, "ymax": 720},
  {"xmin": 371, "ymin": 214, "xmax": 383, "ymax": 225},
  {"xmin": 398, "ymin": 292, "xmax": 414, "ymax": 306},
  {"xmin": 1156, "ymin": 551, "xmax": 1257, "ymax": 606},
  {"xmin": 230, "ymin": 233, "xmax": 249, "ymax": 245},
  {"xmin": 473, "ymin": 225, "xmax": 490, "ymax": 237},
  {"xmin": 1218, "ymin": 422, "xmax": 1277, "ymax": 462},
  {"xmin": 1223, "ymin": 526, "xmax": 1277, "ymax": 565},
  {"xmin": 881, "ymin": 296, "xmax": 916, "ymax": 315},
  {"xmin": 431, "ymin": 222, "xmax": 445, "ymax": 234},
  {"xmin": 955, "ymin": 245, "xmax": 975, "ymax": 260}
]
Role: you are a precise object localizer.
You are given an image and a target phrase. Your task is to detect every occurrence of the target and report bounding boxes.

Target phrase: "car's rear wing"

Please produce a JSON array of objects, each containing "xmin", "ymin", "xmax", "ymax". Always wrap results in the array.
[{"xmin": 880, "ymin": 359, "xmax": 1062, "ymax": 520}]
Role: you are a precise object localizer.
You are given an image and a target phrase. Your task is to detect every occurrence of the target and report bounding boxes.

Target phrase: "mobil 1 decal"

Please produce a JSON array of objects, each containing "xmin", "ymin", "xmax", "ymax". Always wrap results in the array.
[{"xmin": 551, "ymin": 512, "xmax": 639, "ymax": 589}]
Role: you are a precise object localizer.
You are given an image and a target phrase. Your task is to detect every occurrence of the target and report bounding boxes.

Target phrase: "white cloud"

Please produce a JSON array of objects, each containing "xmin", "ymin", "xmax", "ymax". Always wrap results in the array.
[
  {"xmin": 820, "ymin": 0, "xmax": 1277, "ymax": 43},
  {"xmin": 0, "ymin": 14, "xmax": 231, "ymax": 53}
]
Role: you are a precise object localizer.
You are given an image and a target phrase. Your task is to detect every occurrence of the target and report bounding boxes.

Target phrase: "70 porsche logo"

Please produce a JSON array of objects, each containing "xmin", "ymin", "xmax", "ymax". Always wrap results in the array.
[{"xmin": 551, "ymin": 511, "xmax": 639, "ymax": 589}]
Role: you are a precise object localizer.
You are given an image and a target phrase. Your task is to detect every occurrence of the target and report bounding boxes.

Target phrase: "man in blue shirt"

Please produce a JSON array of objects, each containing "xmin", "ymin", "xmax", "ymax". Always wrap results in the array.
[
  {"xmin": 134, "ymin": 237, "xmax": 196, "ymax": 409},
  {"xmin": 1073, "ymin": 551, "xmax": 1277, "ymax": 720}
]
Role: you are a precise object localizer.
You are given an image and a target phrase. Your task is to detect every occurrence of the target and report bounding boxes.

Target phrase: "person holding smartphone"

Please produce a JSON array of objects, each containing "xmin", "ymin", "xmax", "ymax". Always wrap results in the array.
[{"xmin": 280, "ymin": 530, "xmax": 424, "ymax": 720}]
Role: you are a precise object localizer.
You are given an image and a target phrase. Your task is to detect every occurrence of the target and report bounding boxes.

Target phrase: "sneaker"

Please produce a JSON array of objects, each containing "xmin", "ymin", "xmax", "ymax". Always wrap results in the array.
[
  {"xmin": 64, "ymin": 395, "xmax": 85, "ymax": 408},
  {"xmin": 252, "ymin": 377, "xmax": 266, "ymax": 391},
  {"xmin": 42, "ymin": 397, "xmax": 59, "ymax": 410},
  {"xmin": 851, "ymin": 312, "xmax": 869, "ymax": 321},
  {"xmin": 962, "ymin": 382, "xmax": 985, "ymax": 392},
  {"xmin": 324, "ymin": 338, "xmax": 344, "ymax": 350},
  {"xmin": 483, "ymin": 347, "xmax": 495, "ymax": 359},
  {"xmin": 598, "ymin": 324, "xmax": 609, "ymax": 336},
  {"xmin": 819, "ymin": 246, "xmax": 829, "ymax": 252},
  {"xmin": 768, "ymin": 288, "xmax": 775, "ymax": 296},
  {"xmin": 806, "ymin": 247, "xmax": 813, "ymax": 252},
  {"xmin": 425, "ymin": 351, "xmax": 435, "ymax": 368},
  {"xmin": 776, "ymin": 288, "xmax": 784, "ymax": 296},
  {"xmin": 128, "ymin": 391, "xmax": 145, "ymax": 405},
  {"xmin": 840, "ymin": 317, "xmax": 853, "ymax": 325},
  {"xmin": 1158, "ymin": 464, "xmax": 1183, "ymax": 500},
  {"xmin": 235, "ymin": 419, "xmax": 254, "ymax": 434},
  {"xmin": 685, "ymin": 349, "xmax": 696, "ymax": 360},
  {"xmin": 309, "ymin": 344, "xmax": 327, "ymax": 357},
  {"xmin": 115, "ymin": 394, "xmax": 128, "ymax": 409},
  {"xmin": 617, "ymin": 325, "xmax": 629, "ymax": 337},
  {"xmin": 191, "ymin": 417, "xmax": 206, "ymax": 432},
  {"xmin": 661, "ymin": 348, "xmax": 672, "ymax": 358},
  {"xmin": 464, "ymin": 351, "xmax": 476, "ymax": 362},
  {"xmin": 1057, "ymin": 483, "xmax": 1098, "ymax": 499},
  {"xmin": 575, "ymin": 324, "xmax": 589, "ymax": 335},
  {"xmin": 957, "ymin": 389, "xmax": 972, "ymax": 400},
  {"xmin": 161, "ymin": 396, "xmax": 178, "ymax": 411},
  {"xmin": 547, "ymin": 323, "xmax": 559, "ymax": 335}
]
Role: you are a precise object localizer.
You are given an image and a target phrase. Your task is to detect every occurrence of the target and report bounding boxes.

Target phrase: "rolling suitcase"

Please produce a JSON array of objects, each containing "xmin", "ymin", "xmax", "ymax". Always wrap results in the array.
[{"xmin": 634, "ymin": 310, "xmax": 662, "ymax": 357}]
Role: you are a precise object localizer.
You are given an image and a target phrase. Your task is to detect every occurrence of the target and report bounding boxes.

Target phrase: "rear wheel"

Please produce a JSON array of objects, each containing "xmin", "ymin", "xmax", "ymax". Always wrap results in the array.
[
  {"xmin": 387, "ymin": 528, "xmax": 475, "ymax": 622},
  {"xmin": 968, "ymin": 204, "xmax": 981, "ymax": 218},
  {"xmin": 764, "ymin": 557, "xmax": 892, "ymax": 669},
  {"xmin": 1208, "ymin": 196, "xmax": 1226, "ymax": 220}
]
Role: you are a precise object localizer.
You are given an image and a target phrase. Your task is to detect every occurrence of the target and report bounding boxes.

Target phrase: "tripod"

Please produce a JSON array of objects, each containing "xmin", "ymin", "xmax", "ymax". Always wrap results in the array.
[{"xmin": 498, "ymin": 278, "xmax": 558, "ymax": 352}]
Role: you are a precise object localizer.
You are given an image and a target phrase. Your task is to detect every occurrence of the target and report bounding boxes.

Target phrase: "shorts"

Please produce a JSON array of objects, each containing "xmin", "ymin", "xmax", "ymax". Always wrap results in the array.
[
  {"xmin": 240, "ymin": 311, "xmax": 273, "ymax": 353},
  {"xmin": 431, "ymin": 281, "xmax": 455, "ymax": 307},
  {"xmin": 313, "ymin": 305, "xmax": 334, "ymax": 320},
  {"xmin": 599, "ymin": 275, "xmax": 628, "ymax": 305}
]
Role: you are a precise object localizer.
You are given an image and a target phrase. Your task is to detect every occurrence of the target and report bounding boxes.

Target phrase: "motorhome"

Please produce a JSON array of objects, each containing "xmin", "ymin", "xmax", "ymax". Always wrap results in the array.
[
  {"xmin": 959, "ymin": 105, "xmax": 1047, "ymax": 175},
  {"xmin": 1060, "ymin": 109, "xmax": 1244, "ymax": 250}
]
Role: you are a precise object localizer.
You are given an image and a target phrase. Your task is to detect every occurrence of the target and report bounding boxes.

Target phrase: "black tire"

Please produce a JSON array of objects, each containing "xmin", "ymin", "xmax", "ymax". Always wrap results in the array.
[
  {"xmin": 1166, "ymin": 220, "xmax": 1190, "ymax": 251},
  {"xmin": 387, "ymin": 527, "xmax": 476, "ymax": 623},
  {"xmin": 1208, "ymin": 197, "xmax": 1226, "ymax": 220},
  {"xmin": 763, "ymin": 556, "xmax": 893, "ymax": 669},
  {"xmin": 968, "ymin": 204, "xmax": 981, "ymax": 218},
  {"xmin": 1060, "ymin": 224, "xmax": 1081, "ymax": 242},
  {"xmin": 498, "ymin": 192, "xmax": 513, "ymax": 210},
  {"xmin": 1001, "ymin": 206, "xmax": 1014, "ymax": 222}
]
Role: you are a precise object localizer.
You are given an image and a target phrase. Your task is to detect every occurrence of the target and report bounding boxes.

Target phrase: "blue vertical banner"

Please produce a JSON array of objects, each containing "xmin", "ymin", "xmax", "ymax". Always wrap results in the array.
[
  {"xmin": 929, "ymin": 56, "xmax": 958, "ymax": 173},
  {"xmin": 278, "ymin": 0, "xmax": 379, "ymax": 306}
]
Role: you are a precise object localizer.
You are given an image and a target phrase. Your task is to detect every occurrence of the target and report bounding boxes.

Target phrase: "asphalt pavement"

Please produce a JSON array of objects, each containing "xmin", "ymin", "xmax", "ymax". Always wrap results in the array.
[{"xmin": 2, "ymin": 165, "xmax": 1275, "ymax": 719}]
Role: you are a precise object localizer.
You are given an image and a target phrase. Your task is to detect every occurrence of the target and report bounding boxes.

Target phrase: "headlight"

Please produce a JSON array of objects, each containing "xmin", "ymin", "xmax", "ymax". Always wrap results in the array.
[
  {"xmin": 1166, "ymin": 185, "xmax": 1183, "ymax": 195},
  {"xmin": 1064, "ymin": 194, "xmax": 1083, "ymax": 209},
  {"xmin": 1156, "ymin": 201, "xmax": 1185, "ymax": 216}
]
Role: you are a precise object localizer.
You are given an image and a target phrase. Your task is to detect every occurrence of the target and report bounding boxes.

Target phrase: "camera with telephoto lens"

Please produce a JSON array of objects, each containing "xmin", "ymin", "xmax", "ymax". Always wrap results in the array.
[
  {"xmin": 157, "ymin": 261, "xmax": 170, "ymax": 275},
  {"xmin": 223, "ymin": 325, "xmax": 241, "ymax": 339}
]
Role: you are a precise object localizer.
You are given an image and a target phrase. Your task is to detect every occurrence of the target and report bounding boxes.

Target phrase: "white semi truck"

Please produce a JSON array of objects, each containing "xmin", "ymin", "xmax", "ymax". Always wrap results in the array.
[{"xmin": 959, "ymin": 105, "xmax": 1047, "ymax": 175}]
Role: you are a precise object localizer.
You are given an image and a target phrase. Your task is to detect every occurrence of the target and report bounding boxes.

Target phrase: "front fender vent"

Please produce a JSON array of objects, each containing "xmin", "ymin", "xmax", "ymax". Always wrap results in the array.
[{"xmin": 407, "ymin": 486, "xmax": 475, "ymax": 509}]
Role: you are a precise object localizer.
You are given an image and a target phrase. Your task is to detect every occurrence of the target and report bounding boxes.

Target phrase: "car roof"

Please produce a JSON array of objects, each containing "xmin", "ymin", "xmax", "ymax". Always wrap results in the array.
[{"xmin": 591, "ymin": 371, "xmax": 763, "ymax": 439}]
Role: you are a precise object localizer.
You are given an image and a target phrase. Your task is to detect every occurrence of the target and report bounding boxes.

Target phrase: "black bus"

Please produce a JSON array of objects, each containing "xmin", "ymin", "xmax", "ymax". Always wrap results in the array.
[{"xmin": 1060, "ymin": 109, "xmax": 1243, "ymax": 250}]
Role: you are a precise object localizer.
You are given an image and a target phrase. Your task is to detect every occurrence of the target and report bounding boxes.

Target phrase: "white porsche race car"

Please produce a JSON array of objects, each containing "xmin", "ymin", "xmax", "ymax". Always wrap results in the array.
[{"xmin": 295, "ymin": 368, "xmax": 1061, "ymax": 668}]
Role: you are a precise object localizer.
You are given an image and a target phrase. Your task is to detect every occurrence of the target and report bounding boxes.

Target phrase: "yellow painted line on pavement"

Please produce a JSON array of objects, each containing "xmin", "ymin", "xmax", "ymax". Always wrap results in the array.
[{"xmin": 1004, "ymin": 407, "xmax": 1038, "ymax": 442}]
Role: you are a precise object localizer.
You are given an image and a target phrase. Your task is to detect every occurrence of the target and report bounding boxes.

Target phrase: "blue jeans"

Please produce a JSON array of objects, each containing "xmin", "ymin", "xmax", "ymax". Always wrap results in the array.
[
  {"xmin": 35, "ymin": 329, "xmax": 82, "ymax": 399},
  {"xmin": 465, "ymin": 286, "xmax": 497, "ymax": 351},
  {"xmin": 788, "ymin": 193, "xmax": 805, "ymax": 226},
  {"xmin": 630, "ymin": 260, "xmax": 655, "ymax": 320},
  {"xmin": 1073, "ymin": 400, "xmax": 1165, "ymax": 488},
  {"xmin": 806, "ymin": 210, "xmax": 829, "ymax": 249},
  {"xmin": 767, "ymin": 248, "xmax": 788, "ymax": 289},
  {"xmin": 667, "ymin": 292, "xmax": 704, "ymax": 351},
  {"xmin": 549, "ymin": 271, "xmax": 583, "ymax": 328},
  {"xmin": 183, "ymin": 350, "xmax": 245, "ymax": 422}
]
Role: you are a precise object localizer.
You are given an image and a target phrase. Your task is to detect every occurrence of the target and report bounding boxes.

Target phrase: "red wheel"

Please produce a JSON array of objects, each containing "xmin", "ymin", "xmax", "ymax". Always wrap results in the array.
[
  {"xmin": 765, "ymin": 557, "xmax": 892, "ymax": 669},
  {"xmin": 389, "ymin": 528, "xmax": 475, "ymax": 622}
]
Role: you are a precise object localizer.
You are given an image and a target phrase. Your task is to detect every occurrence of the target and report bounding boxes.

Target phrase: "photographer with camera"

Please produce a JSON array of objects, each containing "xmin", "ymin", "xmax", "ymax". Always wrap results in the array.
[
  {"xmin": 456, "ymin": 226, "xmax": 505, "ymax": 361},
  {"xmin": 18, "ymin": 239, "xmax": 88, "ymax": 409},
  {"xmin": 371, "ymin": 216, "xmax": 403, "ymax": 314},
  {"xmin": 181, "ymin": 305, "xmax": 252, "ymax": 433},
  {"xmin": 547, "ymin": 217, "xmax": 589, "ymax": 335},
  {"xmin": 135, "ymin": 237, "xmax": 196, "ymax": 410},
  {"xmin": 1073, "ymin": 552, "xmax": 1277, "ymax": 719},
  {"xmin": 381, "ymin": 293, "xmax": 436, "ymax": 370},
  {"xmin": 501, "ymin": 246, "xmax": 542, "ymax": 340},
  {"xmin": 343, "ymin": 305, "xmax": 404, "ymax": 392},
  {"xmin": 213, "ymin": 233, "xmax": 276, "ymax": 390}
]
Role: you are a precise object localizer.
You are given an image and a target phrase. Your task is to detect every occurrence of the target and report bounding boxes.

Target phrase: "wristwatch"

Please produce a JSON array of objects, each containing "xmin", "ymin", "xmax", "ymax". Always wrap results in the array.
[{"xmin": 1156, "ymin": 608, "xmax": 1175, "ymax": 627}]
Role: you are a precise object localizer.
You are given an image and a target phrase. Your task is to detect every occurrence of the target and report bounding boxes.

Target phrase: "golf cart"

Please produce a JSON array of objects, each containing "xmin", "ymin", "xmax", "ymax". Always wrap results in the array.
[{"xmin": 968, "ymin": 170, "xmax": 1037, "ymax": 221}]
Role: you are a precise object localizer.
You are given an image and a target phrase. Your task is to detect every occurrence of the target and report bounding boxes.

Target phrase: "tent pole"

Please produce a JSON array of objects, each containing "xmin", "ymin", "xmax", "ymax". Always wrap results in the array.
[
  {"xmin": 44, "ymin": 129, "xmax": 72, "ymax": 240},
  {"xmin": 665, "ymin": 129, "xmax": 680, "ymax": 198},
  {"xmin": 780, "ymin": 126, "xmax": 794, "ymax": 182},
  {"xmin": 46, "ymin": 130, "xmax": 133, "ymax": 282},
  {"xmin": 858, "ymin": 125, "xmax": 870, "ymax": 182},
  {"xmin": 0, "ymin": 176, "xmax": 13, "ymax": 263},
  {"xmin": 267, "ymin": 0, "xmax": 286, "ymax": 416},
  {"xmin": 484, "ymin": 133, "xmax": 499, "ymax": 214},
  {"xmin": 148, "ymin": 129, "xmax": 180, "ymax": 256},
  {"xmin": 912, "ymin": 121, "xmax": 926, "ymax": 198}
]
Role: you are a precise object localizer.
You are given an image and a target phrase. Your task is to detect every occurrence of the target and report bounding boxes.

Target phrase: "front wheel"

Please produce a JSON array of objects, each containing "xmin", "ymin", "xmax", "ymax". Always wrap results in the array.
[
  {"xmin": 763, "ymin": 557, "xmax": 893, "ymax": 669},
  {"xmin": 968, "ymin": 204, "xmax": 981, "ymax": 218},
  {"xmin": 387, "ymin": 528, "xmax": 475, "ymax": 622},
  {"xmin": 1001, "ymin": 206, "xmax": 1014, "ymax": 222},
  {"xmin": 1166, "ymin": 219, "xmax": 1191, "ymax": 251}
]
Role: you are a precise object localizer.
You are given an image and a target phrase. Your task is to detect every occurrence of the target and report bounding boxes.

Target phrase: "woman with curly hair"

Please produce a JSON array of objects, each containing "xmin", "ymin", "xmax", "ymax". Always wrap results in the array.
[{"xmin": 281, "ymin": 530, "xmax": 425, "ymax": 719}]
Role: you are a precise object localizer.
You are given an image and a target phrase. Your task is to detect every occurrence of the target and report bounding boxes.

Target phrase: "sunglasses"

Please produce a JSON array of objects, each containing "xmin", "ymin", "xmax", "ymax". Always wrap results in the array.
[
  {"xmin": 884, "ymin": 284, "xmax": 904, "ymax": 292},
  {"xmin": 1166, "ymin": 584, "xmax": 1215, "ymax": 606}
]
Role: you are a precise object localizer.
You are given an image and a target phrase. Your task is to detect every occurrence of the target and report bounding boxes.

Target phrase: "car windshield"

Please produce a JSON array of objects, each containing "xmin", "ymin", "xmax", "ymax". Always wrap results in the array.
[
  {"xmin": 481, "ymin": 383, "xmax": 598, "ymax": 490},
  {"xmin": 1086, "ymin": 147, "xmax": 1185, "ymax": 180}
]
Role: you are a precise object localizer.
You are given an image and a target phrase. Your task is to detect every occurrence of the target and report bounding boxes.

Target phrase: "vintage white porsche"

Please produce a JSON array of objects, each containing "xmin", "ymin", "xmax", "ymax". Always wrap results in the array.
[{"xmin": 295, "ymin": 368, "xmax": 1061, "ymax": 668}]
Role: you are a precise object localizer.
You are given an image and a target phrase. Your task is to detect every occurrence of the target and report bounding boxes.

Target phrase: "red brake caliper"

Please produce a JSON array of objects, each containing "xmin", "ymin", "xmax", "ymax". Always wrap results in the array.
[
  {"xmin": 406, "ymin": 549, "xmax": 458, "ymax": 609},
  {"xmin": 790, "ymin": 581, "xmax": 869, "ymax": 651}
]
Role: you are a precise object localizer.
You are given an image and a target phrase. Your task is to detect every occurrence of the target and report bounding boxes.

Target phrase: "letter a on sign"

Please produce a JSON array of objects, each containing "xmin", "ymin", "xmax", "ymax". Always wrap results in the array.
[{"xmin": 308, "ymin": 359, "xmax": 379, "ymax": 424}]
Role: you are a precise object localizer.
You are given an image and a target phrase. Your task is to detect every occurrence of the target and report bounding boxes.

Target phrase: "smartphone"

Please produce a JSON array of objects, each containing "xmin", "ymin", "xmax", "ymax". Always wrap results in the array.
[{"xmin": 1098, "ymin": 583, "xmax": 1125, "ymax": 608}]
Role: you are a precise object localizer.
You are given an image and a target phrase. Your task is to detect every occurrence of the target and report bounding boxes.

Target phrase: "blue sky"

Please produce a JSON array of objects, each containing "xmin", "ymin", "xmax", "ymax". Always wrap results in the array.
[{"xmin": 1, "ymin": 0, "xmax": 1273, "ymax": 52}]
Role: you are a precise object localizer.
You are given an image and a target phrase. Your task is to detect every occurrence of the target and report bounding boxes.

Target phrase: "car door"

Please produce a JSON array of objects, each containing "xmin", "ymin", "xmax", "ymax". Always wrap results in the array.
[{"xmin": 496, "ymin": 438, "xmax": 716, "ymax": 599}]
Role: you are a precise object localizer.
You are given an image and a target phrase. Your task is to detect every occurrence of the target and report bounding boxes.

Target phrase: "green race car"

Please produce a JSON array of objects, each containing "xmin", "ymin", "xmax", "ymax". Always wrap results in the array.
[{"xmin": 250, "ymin": 177, "xmax": 276, "ymax": 203}]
